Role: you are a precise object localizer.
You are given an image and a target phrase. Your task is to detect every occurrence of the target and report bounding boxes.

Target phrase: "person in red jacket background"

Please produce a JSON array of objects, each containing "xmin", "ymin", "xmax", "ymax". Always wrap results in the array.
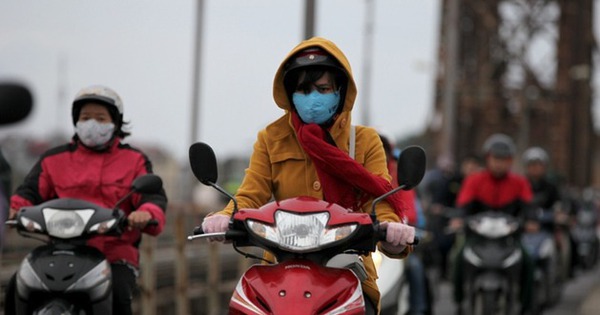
[
  {"xmin": 450, "ymin": 133, "xmax": 534, "ymax": 314},
  {"xmin": 5, "ymin": 85, "xmax": 167, "ymax": 315}
]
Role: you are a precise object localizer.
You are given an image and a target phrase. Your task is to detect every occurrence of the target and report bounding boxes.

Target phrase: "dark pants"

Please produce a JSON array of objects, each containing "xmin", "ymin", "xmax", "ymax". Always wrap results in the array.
[
  {"xmin": 4, "ymin": 273, "xmax": 16, "ymax": 315},
  {"xmin": 111, "ymin": 263, "xmax": 138, "ymax": 315},
  {"xmin": 4, "ymin": 263, "xmax": 137, "ymax": 315},
  {"xmin": 364, "ymin": 293, "xmax": 377, "ymax": 315},
  {"xmin": 407, "ymin": 254, "xmax": 430, "ymax": 314}
]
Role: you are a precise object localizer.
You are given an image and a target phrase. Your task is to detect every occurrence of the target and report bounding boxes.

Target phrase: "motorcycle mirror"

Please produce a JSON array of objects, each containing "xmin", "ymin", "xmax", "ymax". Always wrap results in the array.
[
  {"xmin": 0, "ymin": 83, "xmax": 33, "ymax": 126},
  {"xmin": 113, "ymin": 174, "xmax": 163, "ymax": 215},
  {"xmin": 188, "ymin": 142, "xmax": 239, "ymax": 213},
  {"xmin": 370, "ymin": 145, "xmax": 427, "ymax": 223},
  {"xmin": 397, "ymin": 146, "xmax": 426, "ymax": 190},
  {"xmin": 131, "ymin": 174, "xmax": 163, "ymax": 194},
  {"xmin": 189, "ymin": 142, "xmax": 218, "ymax": 185}
]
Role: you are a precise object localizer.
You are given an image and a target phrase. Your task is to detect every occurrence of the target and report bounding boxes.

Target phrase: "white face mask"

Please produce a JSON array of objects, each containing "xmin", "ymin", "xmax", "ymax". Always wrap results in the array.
[{"xmin": 75, "ymin": 119, "xmax": 115, "ymax": 148}]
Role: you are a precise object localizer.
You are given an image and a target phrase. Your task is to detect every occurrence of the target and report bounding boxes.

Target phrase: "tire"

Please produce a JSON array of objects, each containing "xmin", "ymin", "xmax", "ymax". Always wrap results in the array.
[
  {"xmin": 471, "ymin": 291, "xmax": 497, "ymax": 315},
  {"xmin": 33, "ymin": 299, "xmax": 82, "ymax": 315}
]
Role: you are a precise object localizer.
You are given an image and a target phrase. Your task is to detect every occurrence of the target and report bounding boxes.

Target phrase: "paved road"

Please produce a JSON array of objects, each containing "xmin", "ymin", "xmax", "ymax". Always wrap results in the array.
[{"xmin": 431, "ymin": 266, "xmax": 600, "ymax": 315}]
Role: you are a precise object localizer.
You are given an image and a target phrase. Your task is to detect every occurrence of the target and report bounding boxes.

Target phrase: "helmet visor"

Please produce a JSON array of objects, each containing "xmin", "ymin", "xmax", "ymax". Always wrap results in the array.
[{"xmin": 284, "ymin": 48, "xmax": 344, "ymax": 75}]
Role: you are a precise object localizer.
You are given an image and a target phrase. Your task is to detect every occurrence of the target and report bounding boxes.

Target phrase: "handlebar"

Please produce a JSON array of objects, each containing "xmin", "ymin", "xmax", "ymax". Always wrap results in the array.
[
  {"xmin": 121, "ymin": 218, "xmax": 159, "ymax": 230},
  {"xmin": 187, "ymin": 225, "xmax": 247, "ymax": 241},
  {"xmin": 410, "ymin": 237, "xmax": 420, "ymax": 246},
  {"xmin": 375, "ymin": 223, "xmax": 420, "ymax": 246},
  {"xmin": 146, "ymin": 219, "xmax": 159, "ymax": 227}
]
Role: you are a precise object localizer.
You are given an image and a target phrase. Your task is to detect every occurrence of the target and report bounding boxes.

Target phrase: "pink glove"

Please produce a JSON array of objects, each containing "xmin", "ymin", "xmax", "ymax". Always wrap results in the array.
[
  {"xmin": 379, "ymin": 221, "xmax": 415, "ymax": 254},
  {"xmin": 201, "ymin": 214, "xmax": 230, "ymax": 242}
]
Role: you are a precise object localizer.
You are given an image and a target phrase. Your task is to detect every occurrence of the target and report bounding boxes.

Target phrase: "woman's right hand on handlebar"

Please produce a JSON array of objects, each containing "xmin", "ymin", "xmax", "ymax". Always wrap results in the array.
[{"xmin": 201, "ymin": 214, "xmax": 230, "ymax": 242}]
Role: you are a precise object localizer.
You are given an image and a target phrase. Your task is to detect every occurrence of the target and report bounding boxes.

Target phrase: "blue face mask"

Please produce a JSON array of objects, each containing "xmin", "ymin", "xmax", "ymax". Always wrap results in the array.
[{"xmin": 292, "ymin": 90, "xmax": 341, "ymax": 124}]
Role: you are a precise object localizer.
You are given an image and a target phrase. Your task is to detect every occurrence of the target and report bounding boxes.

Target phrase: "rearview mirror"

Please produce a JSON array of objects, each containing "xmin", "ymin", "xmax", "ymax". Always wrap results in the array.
[
  {"xmin": 397, "ymin": 146, "xmax": 426, "ymax": 190},
  {"xmin": 131, "ymin": 174, "xmax": 163, "ymax": 194},
  {"xmin": 189, "ymin": 142, "xmax": 218, "ymax": 185},
  {"xmin": 0, "ymin": 83, "xmax": 33, "ymax": 125}
]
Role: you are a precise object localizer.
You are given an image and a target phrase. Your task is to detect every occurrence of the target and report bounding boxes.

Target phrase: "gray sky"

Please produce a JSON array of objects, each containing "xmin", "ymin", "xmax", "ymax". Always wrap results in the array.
[{"xmin": 0, "ymin": 0, "xmax": 440, "ymax": 162}]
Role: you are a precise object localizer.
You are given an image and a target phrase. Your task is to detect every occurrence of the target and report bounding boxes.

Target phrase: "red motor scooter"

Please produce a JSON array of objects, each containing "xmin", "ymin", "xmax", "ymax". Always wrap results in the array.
[{"xmin": 187, "ymin": 142, "xmax": 425, "ymax": 315}]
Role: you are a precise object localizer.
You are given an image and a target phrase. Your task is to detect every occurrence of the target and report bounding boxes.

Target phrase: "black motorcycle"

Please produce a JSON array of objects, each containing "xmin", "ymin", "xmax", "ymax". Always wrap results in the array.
[
  {"xmin": 571, "ymin": 201, "xmax": 600, "ymax": 271},
  {"xmin": 5, "ymin": 174, "xmax": 161, "ymax": 314},
  {"xmin": 521, "ymin": 227, "xmax": 561, "ymax": 310},
  {"xmin": 460, "ymin": 211, "xmax": 523, "ymax": 315}
]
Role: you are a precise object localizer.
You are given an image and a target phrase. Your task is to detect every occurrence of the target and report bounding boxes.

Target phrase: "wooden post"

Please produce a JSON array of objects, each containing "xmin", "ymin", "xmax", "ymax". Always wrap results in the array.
[
  {"xmin": 175, "ymin": 210, "xmax": 190, "ymax": 315},
  {"xmin": 140, "ymin": 236, "xmax": 157, "ymax": 315}
]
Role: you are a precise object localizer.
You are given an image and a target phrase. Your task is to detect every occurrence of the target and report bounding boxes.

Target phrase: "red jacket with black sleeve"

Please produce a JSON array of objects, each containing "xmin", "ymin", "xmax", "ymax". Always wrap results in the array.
[
  {"xmin": 455, "ymin": 170, "xmax": 534, "ymax": 220},
  {"xmin": 10, "ymin": 139, "xmax": 167, "ymax": 268}
]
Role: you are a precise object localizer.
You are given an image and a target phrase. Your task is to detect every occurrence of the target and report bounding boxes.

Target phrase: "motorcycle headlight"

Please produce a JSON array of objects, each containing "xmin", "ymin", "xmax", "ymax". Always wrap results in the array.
[
  {"xmin": 469, "ymin": 217, "xmax": 519, "ymax": 239},
  {"xmin": 247, "ymin": 210, "xmax": 357, "ymax": 252},
  {"xmin": 43, "ymin": 208, "xmax": 95, "ymax": 239}
]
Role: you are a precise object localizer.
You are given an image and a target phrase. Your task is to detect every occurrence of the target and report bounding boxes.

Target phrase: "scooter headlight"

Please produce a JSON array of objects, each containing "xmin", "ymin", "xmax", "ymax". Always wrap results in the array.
[
  {"xmin": 247, "ymin": 210, "xmax": 357, "ymax": 252},
  {"xmin": 469, "ymin": 217, "xmax": 519, "ymax": 239},
  {"xmin": 43, "ymin": 209, "xmax": 95, "ymax": 239}
]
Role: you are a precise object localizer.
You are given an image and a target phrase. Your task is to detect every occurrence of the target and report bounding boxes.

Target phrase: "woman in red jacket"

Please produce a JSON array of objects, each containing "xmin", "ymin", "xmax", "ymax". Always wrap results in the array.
[{"xmin": 6, "ymin": 85, "xmax": 167, "ymax": 315}]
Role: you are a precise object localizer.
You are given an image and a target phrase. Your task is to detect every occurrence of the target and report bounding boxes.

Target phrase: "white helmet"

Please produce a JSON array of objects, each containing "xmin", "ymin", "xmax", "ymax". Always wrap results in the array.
[
  {"xmin": 71, "ymin": 85, "xmax": 124, "ymax": 125},
  {"xmin": 522, "ymin": 147, "xmax": 549, "ymax": 165}
]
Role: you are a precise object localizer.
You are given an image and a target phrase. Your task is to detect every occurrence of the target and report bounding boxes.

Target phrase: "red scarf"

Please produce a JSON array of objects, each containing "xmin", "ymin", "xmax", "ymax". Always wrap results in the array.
[{"xmin": 292, "ymin": 112, "xmax": 407, "ymax": 220}]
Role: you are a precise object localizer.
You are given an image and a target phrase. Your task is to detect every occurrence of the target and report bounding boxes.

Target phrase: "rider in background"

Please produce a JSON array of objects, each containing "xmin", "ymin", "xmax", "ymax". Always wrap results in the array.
[
  {"xmin": 522, "ymin": 147, "xmax": 561, "ymax": 220},
  {"xmin": 420, "ymin": 154, "xmax": 482, "ymax": 281},
  {"xmin": 201, "ymin": 37, "xmax": 416, "ymax": 314},
  {"xmin": 521, "ymin": 146, "xmax": 563, "ymax": 236},
  {"xmin": 5, "ymin": 85, "xmax": 167, "ymax": 315},
  {"xmin": 450, "ymin": 133, "xmax": 535, "ymax": 314}
]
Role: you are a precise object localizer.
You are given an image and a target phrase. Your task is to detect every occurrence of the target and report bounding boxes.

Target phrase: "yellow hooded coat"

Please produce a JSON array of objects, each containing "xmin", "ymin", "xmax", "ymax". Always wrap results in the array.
[{"xmin": 216, "ymin": 36, "xmax": 410, "ymax": 310}]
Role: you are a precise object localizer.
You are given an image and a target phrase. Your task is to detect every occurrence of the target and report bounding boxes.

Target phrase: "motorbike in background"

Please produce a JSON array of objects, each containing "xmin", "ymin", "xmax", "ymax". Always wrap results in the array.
[
  {"xmin": 460, "ymin": 211, "xmax": 523, "ymax": 315},
  {"xmin": 521, "ymin": 221, "xmax": 561, "ymax": 310},
  {"xmin": 571, "ymin": 195, "xmax": 600, "ymax": 271},
  {"xmin": 187, "ymin": 142, "xmax": 426, "ymax": 314},
  {"xmin": 5, "ymin": 174, "xmax": 162, "ymax": 315}
]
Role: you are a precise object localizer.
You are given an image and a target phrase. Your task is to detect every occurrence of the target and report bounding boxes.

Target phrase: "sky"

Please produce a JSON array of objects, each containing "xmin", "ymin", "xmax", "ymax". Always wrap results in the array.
[{"xmin": 1, "ymin": 0, "xmax": 441, "ymax": 163}]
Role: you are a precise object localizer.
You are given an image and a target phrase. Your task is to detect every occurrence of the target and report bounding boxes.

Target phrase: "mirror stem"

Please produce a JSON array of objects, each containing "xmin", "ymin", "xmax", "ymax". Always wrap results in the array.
[
  {"xmin": 113, "ymin": 190, "xmax": 135, "ymax": 216},
  {"xmin": 370, "ymin": 185, "xmax": 406, "ymax": 223},
  {"xmin": 208, "ymin": 182, "xmax": 238, "ymax": 213}
]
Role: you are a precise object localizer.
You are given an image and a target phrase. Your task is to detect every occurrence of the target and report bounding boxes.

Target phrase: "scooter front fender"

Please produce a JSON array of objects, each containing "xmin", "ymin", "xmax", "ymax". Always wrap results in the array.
[
  {"xmin": 230, "ymin": 260, "xmax": 365, "ymax": 315},
  {"xmin": 473, "ymin": 271, "xmax": 508, "ymax": 292}
]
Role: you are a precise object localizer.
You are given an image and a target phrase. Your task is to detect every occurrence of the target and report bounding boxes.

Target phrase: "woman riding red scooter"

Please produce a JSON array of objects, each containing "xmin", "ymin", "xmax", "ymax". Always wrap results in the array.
[{"xmin": 200, "ymin": 37, "xmax": 417, "ymax": 314}]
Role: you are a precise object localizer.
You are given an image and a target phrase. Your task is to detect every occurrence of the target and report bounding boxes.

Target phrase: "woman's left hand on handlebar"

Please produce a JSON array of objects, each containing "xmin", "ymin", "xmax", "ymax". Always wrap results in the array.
[
  {"xmin": 128, "ymin": 211, "xmax": 152, "ymax": 229},
  {"xmin": 379, "ymin": 221, "xmax": 415, "ymax": 253}
]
